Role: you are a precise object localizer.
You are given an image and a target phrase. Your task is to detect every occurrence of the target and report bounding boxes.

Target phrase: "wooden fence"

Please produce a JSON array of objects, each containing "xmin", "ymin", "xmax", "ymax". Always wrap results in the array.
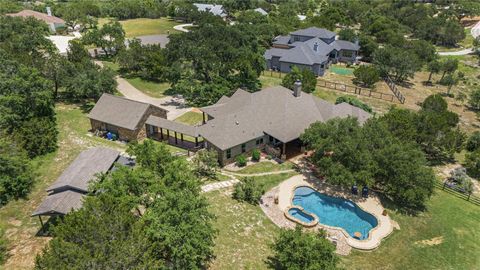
[
  {"xmin": 435, "ymin": 181, "xmax": 480, "ymax": 206},
  {"xmin": 261, "ymin": 70, "xmax": 401, "ymax": 104},
  {"xmin": 384, "ymin": 75, "xmax": 406, "ymax": 104}
]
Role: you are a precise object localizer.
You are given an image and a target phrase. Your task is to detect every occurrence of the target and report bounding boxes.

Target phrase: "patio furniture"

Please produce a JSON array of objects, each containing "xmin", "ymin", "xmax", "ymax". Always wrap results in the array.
[
  {"xmin": 362, "ymin": 186, "xmax": 369, "ymax": 198},
  {"xmin": 351, "ymin": 185, "xmax": 358, "ymax": 195},
  {"xmin": 354, "ymin": 232, "xmax": 362, "ymax": 239}
]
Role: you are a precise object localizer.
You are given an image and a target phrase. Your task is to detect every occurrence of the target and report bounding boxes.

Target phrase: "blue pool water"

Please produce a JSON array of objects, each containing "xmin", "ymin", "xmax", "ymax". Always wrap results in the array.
[
  {"xmin": 292, "ymin": 186, "xmax": 378, "ymax": 240},
  {"xmin": 288, "ymin": 207, "xmax": 316, "ymax": 225}
]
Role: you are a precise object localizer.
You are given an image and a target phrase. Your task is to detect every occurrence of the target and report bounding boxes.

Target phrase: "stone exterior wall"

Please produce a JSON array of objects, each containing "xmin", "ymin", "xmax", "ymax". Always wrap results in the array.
[
  {"xmin": 89, "ymin": 105, "xmax": 167, "ymax": 142},
  {"xmin": 206, "ymin": 134, "xmax": 268, "ymax": 166}
]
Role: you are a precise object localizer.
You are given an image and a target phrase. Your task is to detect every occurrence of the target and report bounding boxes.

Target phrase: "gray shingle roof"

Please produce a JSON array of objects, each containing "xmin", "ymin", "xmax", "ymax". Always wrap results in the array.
[
  {"xmin": 32, "ymin": 191, "xmax": 85, "ymax": 216},
  {"xmin": 193, "ymin": 3, "xmax": 227, "ymax": 17},
  {"xmin": 291, "ymin": 27, "xmax": 336, "ymax": 40},
  {"xmin": 88, "ymin": 94, "xmax": 159, "ymax": 130},
  {"xmin": 199, "ymin": 86, "xmax": 371, "ymax": 150},
  {"xmin": 47, "ymin": 147, "xmax": 120, "ymax": 193},
  {"xmin": 146, "ymin": 116, "xmax": 200, "ymax": 137},
  {"xmin": 127, "ymin": 34, "xmax": 170, "ymax": 48},
  {"xmin": 332, "ymin": 40, "xmax": 360, "ymax": 51},
  {"xmin": 272, "ymin": 35, "xmax": 291, "ymax": 46},
  {"xmin": 254, "ymin": 8, "xmax": 268, "ymax": 15}
]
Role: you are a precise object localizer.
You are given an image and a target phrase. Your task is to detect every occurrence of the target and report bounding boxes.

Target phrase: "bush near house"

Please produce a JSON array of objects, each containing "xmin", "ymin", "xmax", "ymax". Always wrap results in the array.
[
  {"xmin": 335, "ymin": 96, "xmax": 373, "ymax": 113},
  {"xmin": 236, "ymin": 154, "xmax": 247, "ymax": 167},
  {"xmin": 251, "ymin": 149, "xmax": 261, "ymax": 162},
  {"xmin": 232, "ymin": 177, "xmax": 265, "ymax": 205}
]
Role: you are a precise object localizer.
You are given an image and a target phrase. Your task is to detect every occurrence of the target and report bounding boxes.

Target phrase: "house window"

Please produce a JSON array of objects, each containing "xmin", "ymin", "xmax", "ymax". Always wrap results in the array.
[
  {"xmin": 341, "ymin": 50, "xmax": 354, "ymax": 58},
  {"xmin": 241, "ymin": 144, "xmax": 246, "ymax": 153},
  {"xmin": 293, "ymin": 36, "xmax": 300, "ymax": 42},
  {"xmin": 226, "ymin": 149, "xmax": 231, "ymax": 159},
  {"xmin": 320, "ymin": 64, "xmax": 325, "ymax": 69},
  {"xmin": 269, "ymin": 136, "xmax": 274, "ymax": 142},
  {"xmin": 256, "ymin": 138, "xmax": 264, "ymax": 145}
]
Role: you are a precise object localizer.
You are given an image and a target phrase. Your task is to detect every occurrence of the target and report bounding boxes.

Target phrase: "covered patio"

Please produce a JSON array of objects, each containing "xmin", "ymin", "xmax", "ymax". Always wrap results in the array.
[{"xmin": 146, "ymin": 116, "xmax": 204, "ymax": 151}]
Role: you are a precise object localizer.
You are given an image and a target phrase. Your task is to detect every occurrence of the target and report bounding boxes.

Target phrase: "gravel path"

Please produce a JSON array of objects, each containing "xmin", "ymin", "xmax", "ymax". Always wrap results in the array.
[{"xmin": 437, "ymin": 23, "xmax": 480, "ymax": 56}]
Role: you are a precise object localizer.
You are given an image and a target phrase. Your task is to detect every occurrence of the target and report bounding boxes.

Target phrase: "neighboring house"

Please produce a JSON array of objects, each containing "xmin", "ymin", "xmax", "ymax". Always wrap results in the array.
[
  {"xmin": 6, "ymin": 9, "xmax": 65, "ymax": 32},
  {"xmin": 264, "ymin": 27, "xmax": 360, "ymax": 76},
  {"xmin": 32, "ymin": 147, "xmax": 135, "ymax": 229},
  {"xmin": 254, "ymin": 8, "xmax": 268, "ymax": 16},
  {"xmin": 146, "ymin": 83, "xmax": 371, "ymax": 165},
  {"xmin": 88, "ymin": 94, "xmax": 168, "ymax": 141},
  {"xmin": 193, "ymin": 3, "xmax": 227, "ymax": 19},
  {"xmin": 125, "ymin": 34, "xmax": 170, "ymax": 48}
]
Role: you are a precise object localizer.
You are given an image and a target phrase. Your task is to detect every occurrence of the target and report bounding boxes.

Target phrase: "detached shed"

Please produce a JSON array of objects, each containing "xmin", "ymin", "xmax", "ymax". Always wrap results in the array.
[{"xmin": 88, "ymin": 94, "xmax": 168, "ymax": 141}]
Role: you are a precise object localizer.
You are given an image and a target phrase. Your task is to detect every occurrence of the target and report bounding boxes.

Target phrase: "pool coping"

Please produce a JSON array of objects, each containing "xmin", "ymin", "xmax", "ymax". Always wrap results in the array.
[{"xmin": 284, "ymin": 180, "xmax": 394, "ymax": 250}]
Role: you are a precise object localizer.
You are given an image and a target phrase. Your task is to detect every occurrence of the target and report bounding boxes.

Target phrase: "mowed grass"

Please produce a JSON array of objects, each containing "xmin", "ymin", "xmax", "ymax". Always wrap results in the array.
[
  {"xmin": 99, "ymin": 18, "xmax": 180, "ymax": 38},
  {"xmin": 125, "ymin": 77, "xmax": 171, "ymax": 98},
  {"xmin": 174, "ymin": 111, "xmax": 203, "ymax": 126},
  {"xmin": 342, "ymin": 189, "xmax": 480, "ymax": 270},
  {"xmin": 205, "ymin": 172, "xmax": 298, "ymax": 270},
  {"xmin": 227, "ymin": 161, "xmax": 296, "ymax": 174}
]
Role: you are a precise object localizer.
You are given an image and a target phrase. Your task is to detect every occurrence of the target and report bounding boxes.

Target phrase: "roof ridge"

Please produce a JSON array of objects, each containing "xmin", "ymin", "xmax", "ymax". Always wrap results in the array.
[{"xmin": 100, "ymin": 93, "xmax": 154, "ymax": 108}]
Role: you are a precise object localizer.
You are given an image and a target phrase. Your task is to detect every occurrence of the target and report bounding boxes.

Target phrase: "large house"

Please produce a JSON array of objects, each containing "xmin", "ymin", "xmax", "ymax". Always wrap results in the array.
[
  {"xmin": 146, "ymin": 82, "xmax": 371, "ymax": 165},
  {"xmin": 264, "ymin": 27, "xmax": 360, "ymax": 76},
  {"xmin": 88, "ymin": 94, "xmax": 168, "ymax": 141},
  {"xmin": 193, "ymin": 3, "xmax": 227, "ymax": 19},
  {"xmin": 6, "ymin": 9, "xmax": 65, "ymax": 32}
]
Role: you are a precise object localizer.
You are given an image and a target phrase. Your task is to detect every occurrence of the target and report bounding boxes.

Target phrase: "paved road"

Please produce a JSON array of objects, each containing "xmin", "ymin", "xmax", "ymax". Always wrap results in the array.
[
  {"xmin": 438, "ymin": 23, "xmax": 480, "ymax": 56},
  {"xmin": 438, "ymin": 48, "xmax": 474, "ymax": 56},
  {"xmin": 173, "ymin": 23, "xmax": 193, "ymax": 33},
  {"xmin": 472, "ymin": 21, "xmax": 480, "ymax": 39},
  {"xmin": 115, "ymin": 77, "xmax": 191, "ymax": 120}
]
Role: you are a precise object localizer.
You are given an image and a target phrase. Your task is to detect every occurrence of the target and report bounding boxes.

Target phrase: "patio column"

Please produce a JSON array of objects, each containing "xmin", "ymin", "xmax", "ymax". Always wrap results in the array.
[
  {"xmin": 38, "ymin": 216, "xmax": 45, "ymax": 232},
  {"xmin": 180, "ymin": 133, "xmax": 184, "ymax": 142},
  {"xmin": 166, "ymin": 129, "xmax": 170, "ymax": 139},
  {"xmin": 202, "ymin": 112, "xmax": 206, "ymax": 124},
  {"xmin": 174, "ymin": 131, "xmax": 178, "ymax": 144},
  {"xmin": 160, "ymin": 128, "xmax": 164, "ymax": 140},
  {"xmin": 281, "ymin": 143, "xmax": 286, "ymax": 160},
  {"xmin": 195, "ymin": 137, "xmax": 198, "ymax": 147}
]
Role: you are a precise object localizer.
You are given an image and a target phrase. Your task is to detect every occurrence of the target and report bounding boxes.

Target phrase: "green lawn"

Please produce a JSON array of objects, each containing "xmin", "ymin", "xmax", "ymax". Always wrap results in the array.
[
  {"xmin": 101, "ymin": 60, "xmax": 120, "ymax": 73},
  {"xmin": 260, "ymin": 75, "xmax": 283, "ymax": 88},
  {"xmin": 99, "ymin": 18, "xmax": 180, "ymax": 38},
  {"xmin": 125, "ymin": 77, "xmax": 171, "ymax": 98},
  {"xmin": 342, "ymin": 189, "xmax": 480, "ymax": 270},
  {"xmin": 227, "ymin": 161, "xmax": 296, "ymax": 174},
  {"xmin": 174, "ymin": 111, "xmax": 203, "ymax": 126},
  {"xmin": 206, "ymin": 172, "xmax": 298, "ymax": 270}
]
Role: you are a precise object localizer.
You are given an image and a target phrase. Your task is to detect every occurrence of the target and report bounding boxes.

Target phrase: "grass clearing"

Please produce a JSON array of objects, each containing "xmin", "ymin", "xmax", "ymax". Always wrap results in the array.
[
  {"xmin": 227, "ymin": 161, "xmax": 295, "ymax": 174},
  {"xmin": 206, "ymin": 172, "xmax": 297, "ymax": 270},
  {"xmin": 125, "ymin": 77, "xmax": 171, "ymax": 98},
  {"xmin": 342, "ymin": 189, "xmax": 480, "ymax": 270},
  {"xmin": 99, "ymin": 18, "xmax": 180, "ymax": 38},
  {"xmin": 174, "ymin": 111, "xmax": 203, "ymax": 126}
]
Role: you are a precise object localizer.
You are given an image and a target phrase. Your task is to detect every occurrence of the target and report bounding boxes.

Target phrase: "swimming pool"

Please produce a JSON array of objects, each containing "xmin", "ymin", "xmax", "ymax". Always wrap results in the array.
[{"xmin": 292, "ymin": 186, "xmax": 378, "ymax": 240}]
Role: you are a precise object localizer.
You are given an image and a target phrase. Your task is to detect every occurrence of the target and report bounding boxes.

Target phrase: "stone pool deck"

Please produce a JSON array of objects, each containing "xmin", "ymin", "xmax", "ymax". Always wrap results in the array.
[{"xmin": 260, "ymin": 173, "xmax": 395, "ymax": 254}]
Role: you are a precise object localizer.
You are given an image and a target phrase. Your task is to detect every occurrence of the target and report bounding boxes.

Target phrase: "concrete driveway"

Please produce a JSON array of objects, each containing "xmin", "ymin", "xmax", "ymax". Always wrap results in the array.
[
  {"xmin": 472, "ymin": 21, "xmax": 480, "ymax": 39},
  {"xmin": 115, "ymin": 77, "xmax": 191, "ymax": 120},
  {"xmin": 173, "ymin": 23, "xmax": 193, "ymax": 33}
]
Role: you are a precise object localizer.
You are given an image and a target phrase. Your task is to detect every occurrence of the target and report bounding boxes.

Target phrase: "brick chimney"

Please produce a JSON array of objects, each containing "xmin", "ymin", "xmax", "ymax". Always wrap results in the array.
[{"xmin": 293, "ymin": 80, "xmax": 302, "ymax": 97}]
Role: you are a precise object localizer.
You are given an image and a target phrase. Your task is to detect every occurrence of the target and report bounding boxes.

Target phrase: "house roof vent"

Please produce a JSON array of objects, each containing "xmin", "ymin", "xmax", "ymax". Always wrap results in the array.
[{"xmin": 313, "ymin": 42, "xmax": 318, "ymax": 52}]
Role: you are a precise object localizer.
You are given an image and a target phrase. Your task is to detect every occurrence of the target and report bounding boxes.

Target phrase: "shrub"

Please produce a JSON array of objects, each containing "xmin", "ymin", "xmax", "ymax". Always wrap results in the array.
[
  {"xmin": 270, "ymin": 226, "xmax": 339, "ymax": 270},
  {"xmin": 0, "ymin": 228, "xmax": 6, "ymax": 265},
  {"xmin": 232, "ymin": 177, "xmax": 265, "ymax": 204},
  {"xmin": 0, "ymin": 138, "xmax": 35, "ymax": 206},
  {"xmin": 192, "ymin": 149, "xmax": 219, "ymax": 179},
  {"xmin": 251, "ymin": 149, "xmax": 261, "ymax": 161},
  {"xmin": 465, "ymin": 150, "xmax": 480, "ymax": 179},
  {"xmin": 353, "ymin": 65, "xmax": 380, "ymax": 88},
  {"xmin": 466, "ymin": 131, "xmax": 480, "ymax": 152},
  {"xmin": 469, "ymin": 88, "xmax": 480, "ymax": 110},
  {"xmin": 335, "ymin": 96, "xmax": 373, "ymax": 113},
  {"xmin": 236, "ymin": 154, "xmax": 247, "ymax": 167}
]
